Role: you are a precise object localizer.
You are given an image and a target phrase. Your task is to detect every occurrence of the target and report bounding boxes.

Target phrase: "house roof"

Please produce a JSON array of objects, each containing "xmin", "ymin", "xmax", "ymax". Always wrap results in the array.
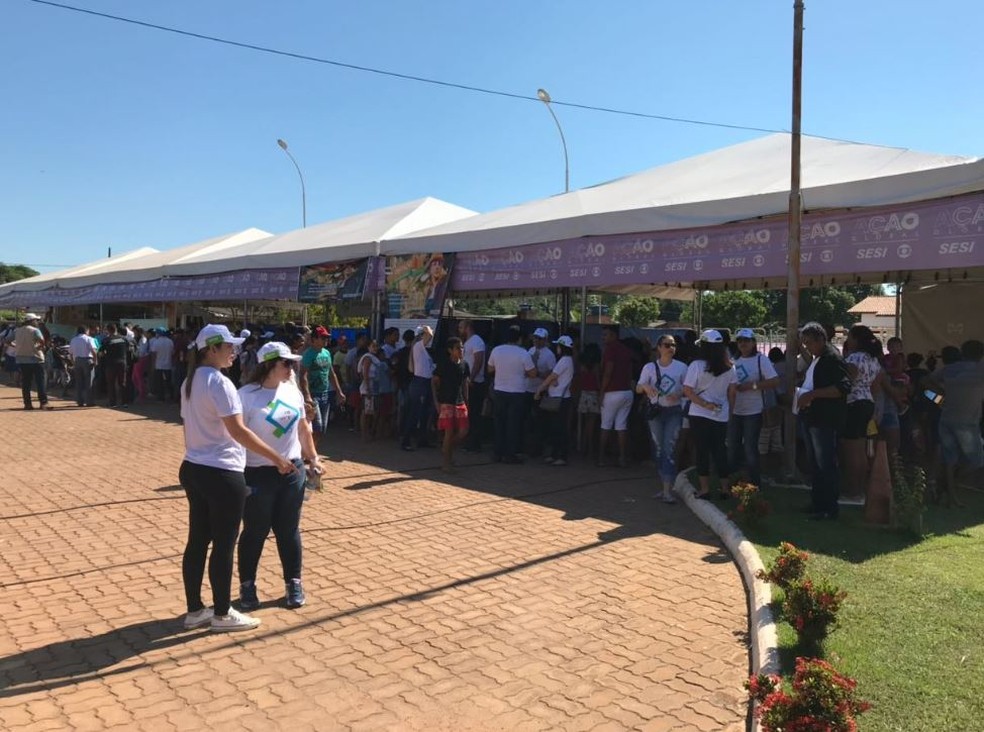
[{"xmin": 848, "ymin": 295, "xmax": 898, "ymax": 316}]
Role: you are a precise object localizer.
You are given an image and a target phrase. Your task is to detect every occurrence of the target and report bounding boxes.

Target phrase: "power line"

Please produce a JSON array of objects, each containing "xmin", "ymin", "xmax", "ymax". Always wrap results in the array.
[{"xmin": 27, "ymin": 0, "xmax": 787, "ymax": 136}]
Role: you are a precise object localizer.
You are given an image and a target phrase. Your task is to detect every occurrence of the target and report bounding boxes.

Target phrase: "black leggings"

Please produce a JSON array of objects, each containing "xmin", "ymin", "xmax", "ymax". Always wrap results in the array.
[
  {"xmin": 179, "ymin": 460, "xmax": 249, "ymax": 616},
  {"xmin": 239, "ymin": 461, "xmax": 306, "ymax": 585},
  {"xmin": 690, "ymin": 415, "xmax": 729, "ymax": 478}
]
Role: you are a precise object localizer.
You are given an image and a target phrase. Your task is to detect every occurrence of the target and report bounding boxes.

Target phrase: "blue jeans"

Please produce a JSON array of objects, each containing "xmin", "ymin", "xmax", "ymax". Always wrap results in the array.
[
  {"xmin": 73, "ymin": 359, "xmax": 94, "ymax": 406},
  {"xmin": 402, "ymin": 376, "xmax": 433, "ymax": 447},
  {"xmin": 806, "ymin": 424, "xmax": 840, "ymax": 516},
  {"xmin": 728, "ymin": 413, "xmax": 764, "ymax": 486},
  {"xmin": 647, "ymin": 406, "xmax": 683, "ymax": 484},
  {"xmin": 239, "ymin": 459, "xmax": 306, "ymax": 584},
  {"xmin": 493, "ymin": 390, "xmax": 527, "ymax": 459},
  {"xmin": 311, "ymin": 390, "xmax": 335, "ymax": 433}
]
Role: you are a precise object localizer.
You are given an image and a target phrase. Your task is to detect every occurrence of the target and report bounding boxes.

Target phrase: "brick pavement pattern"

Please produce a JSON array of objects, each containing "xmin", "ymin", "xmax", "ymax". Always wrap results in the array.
[{"xmin": 0, "ymin": 384, "xmax": 748, "ymax": 731}]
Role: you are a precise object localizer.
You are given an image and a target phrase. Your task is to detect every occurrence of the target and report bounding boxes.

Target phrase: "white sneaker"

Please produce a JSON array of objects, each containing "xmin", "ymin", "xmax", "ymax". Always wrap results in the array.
[
  {"xmin": 210, "ymin": 608, "xmax": 261, "ymax": 633},
  {"xmin": 183, "ymin": 607, "xmax": 214, "ymax": 629}
]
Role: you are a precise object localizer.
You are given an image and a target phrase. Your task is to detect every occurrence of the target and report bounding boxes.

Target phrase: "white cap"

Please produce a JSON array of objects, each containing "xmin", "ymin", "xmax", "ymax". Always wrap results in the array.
[
  {"xmin": 195, "ymin": 323, "xmax": 245, "ymax": 350},
  {"xmin": 239, "ymin": 329, "xmax": 251, "ymax": 339},
  {"xmin": 23, "ymin": 313, "xmax": 41, "ymax": 322},
  {"xmin": 415, "ymin": 325, "xmax": 433, "ymax": 337},
  {"xmin": 257, "ymin": 341, "xmax": 302, "ymax": 362},
  {"xmin": 553, "ymin": 335, "xmax": 574, "ymax": 348},
  {"xmin": 261, "ymin": 331, "xmax": 276, "ymax": 339},
  {"xmin": 736, "ymin": 328, "xmax": 756, "ymax": 340},
  {"xmin": 700, "ymin": 329, "xmax": 724, "ymax": 344},
  {"xmin": 533, "ymin": 327, "xmax": 549, "ymax": 339}
]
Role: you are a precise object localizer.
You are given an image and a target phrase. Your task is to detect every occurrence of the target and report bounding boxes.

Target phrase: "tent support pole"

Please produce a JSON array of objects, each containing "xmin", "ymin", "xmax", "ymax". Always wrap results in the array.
[
  {"xmin": 783, "ymin": 0, "xmax": 805, "ymax": 482},
  {"xmin": 579, "ymin": 287, "xmax": 587, "ymax": 345},
  {"xmin": 894, "ymin": 282, "xmax": 902, "ymax": 338}
]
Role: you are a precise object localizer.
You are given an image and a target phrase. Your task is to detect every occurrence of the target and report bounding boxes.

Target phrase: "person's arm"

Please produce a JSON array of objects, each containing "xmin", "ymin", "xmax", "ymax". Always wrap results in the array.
[
  {"xmin": 431, "ymin": 372, "xmax": 441, "ymax": 410},
  {"xmin": 536, "ymin": 371, "xmax": 560, "ymax": 398},
  {"xmin": 470, "ymin": 350, "xmax": 484, "ymax": 383},
  {"xmin": 329, "ymin": 363, "xmax": 343, "ymax": 393},
  {"xmin": 728, "ymin": 382, "xmax": 738, "ymax": 412},
  {"xmin": 298, "ymin": 356, "xmax": 312, "ymax": 400},
  {"xmin": 298, "ymin": 417, "xmax": 320, "ymax": 468},
  {"xmin": 220, "ymin": 414, "xmax": 297, "ymax": 474},
  {"xmin": 600, "ymin": 358, "xmax": 614, "ymax": 393},
  {"xmin": 635, "ymin": 365, "xmax": 657, "ymax": 398}
]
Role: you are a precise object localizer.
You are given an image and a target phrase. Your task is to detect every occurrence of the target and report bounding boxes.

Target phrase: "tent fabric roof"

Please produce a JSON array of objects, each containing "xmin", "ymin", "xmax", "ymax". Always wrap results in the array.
[
  {"xmin": 848, "ymin": 295, "xmax": 898, "ymax": 316},
  {"xmin": 164, "ymin": 197, "xmax": 477, "ymax": 276},
  {"xmin": 0, "ymin": 247, "xmax": 160, "ymax": 294},
  {"xmin": 386, "ymin": 133, "xmax": 984, "ymax": 255}
]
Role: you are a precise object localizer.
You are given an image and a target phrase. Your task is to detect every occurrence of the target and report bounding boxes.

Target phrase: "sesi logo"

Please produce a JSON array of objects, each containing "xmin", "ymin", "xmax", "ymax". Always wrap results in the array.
[{"xmin": 939, "ymin": 241, "xmax": 975, "ymax": 254}]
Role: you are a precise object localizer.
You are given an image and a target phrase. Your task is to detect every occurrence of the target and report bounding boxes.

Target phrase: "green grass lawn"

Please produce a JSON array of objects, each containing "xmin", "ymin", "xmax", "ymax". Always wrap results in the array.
[{"xmin": 741, "ymin": 483, "xmax": 984, "ymax": 731}]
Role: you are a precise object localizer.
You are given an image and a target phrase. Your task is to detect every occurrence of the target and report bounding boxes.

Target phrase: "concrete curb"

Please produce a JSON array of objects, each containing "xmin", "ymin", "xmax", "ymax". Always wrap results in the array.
[{"xmin": 673, "ymin": 472, "xmax": 779, "ymax": 679}]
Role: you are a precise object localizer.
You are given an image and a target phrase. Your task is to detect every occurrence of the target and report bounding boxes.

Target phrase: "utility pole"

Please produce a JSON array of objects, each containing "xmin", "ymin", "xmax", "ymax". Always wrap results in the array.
[{"xmin": 783, "ymin": 0, "xmax": 805, "ymax": 479}]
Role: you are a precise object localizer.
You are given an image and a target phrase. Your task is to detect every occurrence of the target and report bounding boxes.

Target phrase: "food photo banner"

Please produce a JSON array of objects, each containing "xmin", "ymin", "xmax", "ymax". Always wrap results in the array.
[
  {"xmin": 385, "ymin": 252, "xmax": 455, "ymax": 318},
  {"xmin": 297, "ymin": 259, "xmax": 371, "ymax": 302},
  {"xmin": 451, "ymin": 192, "xmax": 984, "ymax": 289}
]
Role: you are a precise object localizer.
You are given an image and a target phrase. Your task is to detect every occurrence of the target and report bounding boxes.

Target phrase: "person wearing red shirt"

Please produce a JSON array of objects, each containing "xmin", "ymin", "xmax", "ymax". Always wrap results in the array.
[{"xmin": 599, "ymin": 325, "xmax": 636, "ymax": 467}]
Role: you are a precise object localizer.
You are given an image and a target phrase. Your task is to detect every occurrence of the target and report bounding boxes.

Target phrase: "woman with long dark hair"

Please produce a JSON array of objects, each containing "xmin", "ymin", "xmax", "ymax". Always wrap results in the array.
[
  {"xmin": 179, "ymin": 325, "xmax": 295, "ymax": 633},
  {"xmin": 842, "ymin": 325, "xmax": 883, "ymax": 498},
  {"xmin": 683, "ymin": 330, "xmax": 738, "ymax": 500},
  {"xmin": 237, "ymin": 342, "xmax": 321, "ymax": 611}
]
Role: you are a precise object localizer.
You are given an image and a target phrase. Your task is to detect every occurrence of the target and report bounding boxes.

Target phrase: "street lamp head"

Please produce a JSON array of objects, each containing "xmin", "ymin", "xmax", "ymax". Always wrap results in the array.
[
  {"xmin": 536, "ymin": 88, "xmax": 552, "ymax": 104},
  {"xmin": 277, "ymin": 138, "xmax": 289, "ymax": 151}
]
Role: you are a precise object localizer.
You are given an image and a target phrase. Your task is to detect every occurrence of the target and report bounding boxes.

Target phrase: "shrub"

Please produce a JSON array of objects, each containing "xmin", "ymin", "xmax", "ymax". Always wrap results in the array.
[
  {"xmin": 747, "ymin": 657, "xmax": 871, "ymax": 732},
  {"xmin": 729, "ymin": 482, "xmax": 771, "ymax": 526},
  {"xmin": 783, "ymin": 577, "xmax": 847, "ymax": 648},
  {"xmin": 888, "ymin": 452, "xmax": 926, "ymax": 536},
  {"xmin": 757, "ymin": 541, "xmax": 810, "ymax": 591}
]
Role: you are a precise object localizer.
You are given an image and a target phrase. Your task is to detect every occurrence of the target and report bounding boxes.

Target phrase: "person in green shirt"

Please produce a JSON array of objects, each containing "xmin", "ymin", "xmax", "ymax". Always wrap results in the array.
[{"xmin": 300, "ymin": 326, "xmax": 342, "ymax": 436}]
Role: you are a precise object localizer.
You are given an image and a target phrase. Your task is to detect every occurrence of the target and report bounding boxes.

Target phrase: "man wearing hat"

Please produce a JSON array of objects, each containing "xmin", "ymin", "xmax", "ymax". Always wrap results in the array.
[{"xmin": 15, "ymin": 313, "xmax": 50, "ymax": 410}]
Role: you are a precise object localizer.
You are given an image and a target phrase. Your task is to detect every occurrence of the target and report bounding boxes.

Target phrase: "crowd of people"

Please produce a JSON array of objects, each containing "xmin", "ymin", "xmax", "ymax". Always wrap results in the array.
[{"xmin": 3, "ymin": 312, "xmax": 982, "ymax": 629}]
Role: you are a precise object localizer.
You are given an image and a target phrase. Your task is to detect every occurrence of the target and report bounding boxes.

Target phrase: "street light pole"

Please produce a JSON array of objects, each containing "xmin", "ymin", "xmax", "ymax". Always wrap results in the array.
[
  {"xmin": 277, "ymin": 138, "xmax": 307, "ymax": 228},
  {"xmin": 536, "ymin": 89, "xmax": 570, "ymax": 194}
]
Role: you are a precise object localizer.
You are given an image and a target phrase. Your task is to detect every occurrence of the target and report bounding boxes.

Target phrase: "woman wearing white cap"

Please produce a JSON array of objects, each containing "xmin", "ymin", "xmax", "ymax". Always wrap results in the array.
[
  {"xmin": 237, "ymin": 342, "xmax": 321, "ymax": 611},
  {"xmin": 179, "ymin": 325, "xmax": 296, "ymax": 633},
  {"xmin": 728, "ymin": 328, "xmax": 779, "ymax": 487},
  {"xmin": 534, "ymin": 335, "xmax": 575, "ymax": 466},
  {"xmin": 636, "ymin": 334, "xmax": 689, "ymax": 502},
  {"xmin": 683, "ymin": 330, "xmax": 738, "ymax": 500}
]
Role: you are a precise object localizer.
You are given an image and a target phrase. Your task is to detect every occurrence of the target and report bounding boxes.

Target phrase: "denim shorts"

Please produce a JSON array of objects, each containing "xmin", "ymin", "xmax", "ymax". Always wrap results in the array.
[{"xmin": 938, "ymin": 421, "xmax": 984, "ymax": 469}]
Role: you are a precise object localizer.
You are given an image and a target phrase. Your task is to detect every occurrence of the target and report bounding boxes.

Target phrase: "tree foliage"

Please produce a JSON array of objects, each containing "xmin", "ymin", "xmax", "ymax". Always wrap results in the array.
[
  {"xmin": 701, "ymin": 291, "xmax": 769, "ymax": 329},
  {"xmin": 0, "ymin": 263, "xmax": 39, "ymax": 285},
  {"xmin": 612, "ymin": 296, "xmax": 662, "ymax": 326}
]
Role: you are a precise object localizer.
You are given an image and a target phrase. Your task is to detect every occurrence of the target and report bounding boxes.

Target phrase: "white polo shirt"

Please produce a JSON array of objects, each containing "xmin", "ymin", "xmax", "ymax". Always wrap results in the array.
[
  {"xmin": 463, "ymin": 333, "xmax": 486, "ymax": 384},
  {"xmin": 411, "ymin": 339, "xmax": 434, "ymax": 378},
  {"xmin": 488, "ymin": 344, "xmax": 535, "ymax": 394}
]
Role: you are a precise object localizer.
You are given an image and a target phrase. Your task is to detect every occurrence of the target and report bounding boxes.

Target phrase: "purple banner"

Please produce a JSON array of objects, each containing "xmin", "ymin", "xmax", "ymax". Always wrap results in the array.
[
  {"xmin": 451, "ymin": 193, "xmax": 984, "ymax": 289},
  {"xmin": 0, "ymin": 268, "xmax": 300, "ymax": 307}
]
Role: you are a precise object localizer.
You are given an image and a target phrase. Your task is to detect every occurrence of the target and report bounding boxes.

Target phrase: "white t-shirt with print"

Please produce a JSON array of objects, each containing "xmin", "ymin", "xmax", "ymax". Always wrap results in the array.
[
  {"xmin": 638, "ymin": 359, "xmax": 688, "ymax": 406},
  {"xmin": 358, "ymin": 352, "xmax": 381, "ymax": 395},
  {"xmin": 684, "ymin": 360, "xmax": 738, "ymax": 422},
  {"xmin": 463, "ymin": 334, "xmax": 486, "ymax": 384},
  {"xmin": 181, "ymin": 367, "xmax": 246, "ymax": 471},
  {"xmin": 547, "ymin": 355, "xmax": 575, "ymax": 398},
  {"xmin": 733, "ymin": 353, "xmax": 779, "ymax": 416},
  {"xmin": 238, "ymin": 381, "xmax": 305, "ymax": 468},
  {"xmin": 845, "ymin": 351, "xmax": 880, "ymax": 404},
  {"xmin": 488, "ymin": 344, "xmax": 535, "ymax": 394}
]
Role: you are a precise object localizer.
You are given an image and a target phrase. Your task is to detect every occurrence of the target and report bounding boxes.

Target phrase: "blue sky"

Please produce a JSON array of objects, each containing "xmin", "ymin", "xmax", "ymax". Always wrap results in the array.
[{"xmin": 2, "ymin": 0, "xmax": 981, "ymax": 273}]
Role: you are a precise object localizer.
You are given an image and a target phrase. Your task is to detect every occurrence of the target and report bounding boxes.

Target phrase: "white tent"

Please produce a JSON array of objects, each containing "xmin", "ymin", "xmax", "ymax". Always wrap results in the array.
[
  {"xmin": 163, "ymin": 197, "xmax": 477, "ymax": 277},
  {"xmin": 386, "ymin": 134, "xmax": 984, "ymax": 256},
  {"xmin": 0, "ymin": 247, "xmax": 160, "ymax": 294}
]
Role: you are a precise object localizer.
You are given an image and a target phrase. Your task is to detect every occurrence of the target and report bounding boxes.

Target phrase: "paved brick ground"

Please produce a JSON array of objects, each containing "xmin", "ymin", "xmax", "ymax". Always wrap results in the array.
[{"xmin": 0, "ymin": 383, "xmax": 749, "ymax": 731}]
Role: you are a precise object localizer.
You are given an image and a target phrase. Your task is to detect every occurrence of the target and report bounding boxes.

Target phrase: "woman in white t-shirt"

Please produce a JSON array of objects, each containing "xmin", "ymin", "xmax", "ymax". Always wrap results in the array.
[
  {"xmin": 683, "ymin": 330, "xmax": 738, "ymax": 500},
  {"xmin": 636, "ymin": 335, "xmax": 689, "ymax": 503},
  {"xmin": 179, "ymin": 325, "xmax": 295, "ymax": 634},
  {"xmin": 358, "ymin": 340, "xmax": 382, "ymax": 441},
  {"xmin": 728, "ymin": 328, "xmax": 780, "ymax": 488},
  {"xmin": 534, "ymin": 336, "xmax": 576, "ymax": 466},
  {"xmin": 237, "ymin": 342, "xmax": 321, "ymax": 612}
]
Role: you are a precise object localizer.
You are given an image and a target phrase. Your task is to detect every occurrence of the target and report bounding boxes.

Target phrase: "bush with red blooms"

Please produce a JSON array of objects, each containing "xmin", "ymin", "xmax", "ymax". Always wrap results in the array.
[
  {"xmin": 747, "ymin": 657, "xmax": 871, "ymax": 732},
  {"xmin": 728, "ymin": 482, "xmax": 771, "ymax": 526},
  {"xmin": 783, "ymin": 577, "xmax": 848, "ymax": 648},
  {"xmin": 757, "ymin": 541, "xmax": 810, "ymax": 591}
]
